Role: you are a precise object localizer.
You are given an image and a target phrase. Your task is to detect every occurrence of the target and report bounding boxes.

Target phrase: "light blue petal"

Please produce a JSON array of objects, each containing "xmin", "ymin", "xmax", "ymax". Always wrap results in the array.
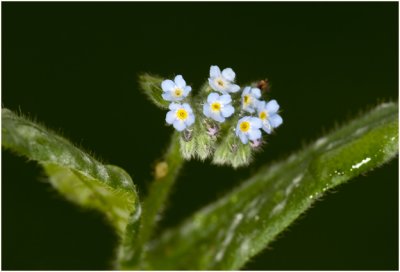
[
  {"xmin": 173, "ymin": 120, "xmax": 186, "ymax": 131},
  {"xmin": 219, "ymin": 94, "xmax": 232, "ymax": 104},
  {"xmin": 221, "ymin": 105, "xmax": 234, "ymax": 118},
  {"xmin": 251, "ymin": 88, "xmax": 261, "ymax": 99},
  {"xmin": 248, "ymin": 128, "xmax": 262, "ymax": 141},
  {"xmin": 162, "ymin": 92, "xmax": 173, "ymax": 101},
  {"xmin": 186, "ymin": 113, "xmax": 195, "ymax": 126},
  {"xmin": 210, "ymin": 65, "xmax": 221, "ymax": 78},
  {"xmin": 183, "ymin": 86, "xmax": 192, "ymax": 96},
  {"xmin": 243, "ymin": 105, "xmax": 255, "ymax": 114},
  {"xmin": 242, "ymin": 86, "xmax": 251, "ymax": 96},
  {"xmin": 257, "ymin": 100, "xmax": 266, "ymax": 112},
  {"xmin": 238, "ymin": 132, "xmax": 248, "ymax": 144},
  {"xmin": 182, "ymin": 103, "xmax": 193, "ymax": 113},
  {"xmin": 222, "ymin": 68, "xmax": 235, "ymax": 81},
  {"xmin": 209, "ymin": 79, "xmax": 221, "ymax": 92},
  {"xmin": 269, "ymin": 113, "xmax": 283, "ymax": 128},
  {"xmin": 266, "ymin": 100, "xmax": 280, "ymax": 113},
  {"xmin": 207, "ymin": 92, "xmax": 220, "ymax": 103},
  {"xmin": 203, "ymin": 103, "xmax": 211, "ymax": 117},
  {"xmin": 228, "ymin": 84, "xmax": 240, "ymax": 93},
  {"xmin": 161, "ymin": 80, "xmax": 175, "ymax": 92},
  {"xmin": 262, "ymin": 122, "xmax": 272, "ymax": 134},
  {"xmin": 166, "ymin": 111, "xmax": 175, "ymax": 124},
  {"xmin": 238, "ymin": 116, "xmax": 250, "ymax": 124},
  {"xmin": 250, "ymin": 117, "xmax": 263, "ymax": 129},
  {"xmin": 211, "ymin": 112, "xmax": 225, "ymax": 123},
  {"xmin": 169, "ymin": 103, "xmax": 180, "ymax": 110},
  {"xmin": 174, "ymin": 75, "xmax": 186, "ymax": 88}
]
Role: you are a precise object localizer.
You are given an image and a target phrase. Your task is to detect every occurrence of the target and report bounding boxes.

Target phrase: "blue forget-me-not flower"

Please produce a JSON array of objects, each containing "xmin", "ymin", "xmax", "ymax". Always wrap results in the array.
[
  {"xmin": 208, "ymin": 65, "xmax": 240, "ymax": 94},
  {"xmin": 236, "ymin": 116, "xmax": 263, "ymax": 144},
  {"xmin": 166, "ymin": 103, "xmax": 195, "ymax": 131},
  {"xmin": 242, "ymin": 86, "xmax": 261, "ymax": 113},
  {"xmin": 203, "ymin": 92, "xmax": 235, "ymax": 123},
  {"xmin": 257, "ymin": 100, "xmax": 283, "ymax": 134},
  {"xmin": 161, "ymin": 75, "xmax": 192, "ymax": 102}
]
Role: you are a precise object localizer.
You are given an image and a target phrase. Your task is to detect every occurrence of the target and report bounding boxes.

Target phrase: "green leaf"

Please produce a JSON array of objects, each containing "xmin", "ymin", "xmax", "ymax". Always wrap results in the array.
[
  {"xmin": 140, "ymin": 102, "xmax": 398, "ymax": 269},
  {"xmin": 139, "ymin": 73, "xmax": 169, "ymax": 109},
  {"xmin": 1, "ymin": 108, "xmax": 140, "ymax": 237}
]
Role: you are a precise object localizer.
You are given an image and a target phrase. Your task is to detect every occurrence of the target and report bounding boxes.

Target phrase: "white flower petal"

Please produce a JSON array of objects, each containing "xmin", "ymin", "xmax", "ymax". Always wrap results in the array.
[
  {"xmin": 173, "ymin": 120, "xmax": 186, "ymax": 131},
  {"xmin": 183, "ymin": 86, "xmax": 192, "ymax": 96},
  {"xmin": 219, "ymin": 94, "xmax": 232, "ymax": 104},
  {"xmin": 162, "ymin": 92, "xmax": 173, "ymax": 101},
  {"xmin": 174, "ymin": 75, "xmax": 186, "ymax": 88},
  {"xmin": 269, "ymin": 113, "xmax": 283, "ymax": 128},
  {"xmin": 186, "ymin": 113, "xmax": 195, "ymax": 126},
  {"xmin": 222, "ymin": 68, "xmax": 235, "ymax": 81},
  {"xmin": 209, "ymin": 111, "xmax": 224, "ymax": 122},
  {"xmin": 239, "ymin": 132, "xmax": 248, "ymax": 144},
  {"xmin": 209, "ymin": 79, "xmax": 220, "ymax": 92},
  {"xmin": 166, "ymin": 111, "xmax": 175, "ymax": 124},
  {"xmin": 262, "ymin": 122, "xmax": 272, "ymax": 134},
  {"xmin": 182, "ymin": 103, "xmax": 193, "ymax": 113},
  {"xmin": 169, "ymin": 103, "xmax": 180, "ymax": 110},
  {"xmin": 251, "ymin": 88, "xmax": 261, "ymax": 99},
  {"xmin": 221, "ymin": 105, "xmax": 234, "ymax": 118},
  {"xmin": 228, "ymin": 84, "xmax": 240, "ymax": 93},
  {"xmin": 266, "ymin": 100, "xmax": 280, "ymax": 113},
  {"xmin": 242, "ymin": 86, "xmax": 251, "ymax": 96},
  {"xmin": 248, "ymin": 129, "xmax": 262, "ymax": 141},
  {"xmin": 161, "ymin": 80, "xmax": 175, "ymax": 92},
  {"xmin": 243, "ymin": 106, "xmax": 255, "ymax": 114},
  {"xmin": 210, "ymin": 65, "xmax": 221, "ymax": 78},
  {"xmin": 257, "ymin": 100, "xmax": 266, "ymax": 112},
  {"xmin": 207, "ymin": 92, "xmax": 220, "ymax": 103},
  {"xmin": 203, "ymin": 103, "xmax": 211, "ymax": 117},
  {"xmin": 251, "ymin": 117, "xmax": 263, "ymax": 128}
]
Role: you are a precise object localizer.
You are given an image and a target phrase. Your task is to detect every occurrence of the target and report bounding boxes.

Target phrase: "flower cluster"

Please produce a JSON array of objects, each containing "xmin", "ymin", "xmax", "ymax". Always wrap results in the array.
[{"xmin": 160, "ymin": 65, "xmax": 283, "ymax": 146}]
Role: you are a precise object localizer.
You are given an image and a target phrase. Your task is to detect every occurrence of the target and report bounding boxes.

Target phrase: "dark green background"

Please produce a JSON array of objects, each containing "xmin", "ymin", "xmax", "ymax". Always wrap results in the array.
[{"xmin": 2, "ymin": 2, "xmax": 398, "ymax": 270}]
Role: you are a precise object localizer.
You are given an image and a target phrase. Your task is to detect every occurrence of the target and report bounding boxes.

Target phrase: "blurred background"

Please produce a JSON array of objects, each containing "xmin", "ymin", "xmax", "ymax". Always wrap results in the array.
[{"xmin": 2, "ymin": 2, "xmax": 398, "ymax": 270}]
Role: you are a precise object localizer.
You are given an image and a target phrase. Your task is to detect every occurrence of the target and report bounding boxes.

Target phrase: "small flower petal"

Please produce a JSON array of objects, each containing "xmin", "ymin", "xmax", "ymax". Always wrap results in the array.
[
  {"xmin": 228, "ymin": 84, "xmax": 240, "ymax": 93},
  {"xmin": 184, "ymin": 86, "xmax": 192, "ymax": 96},
  {"xmin": 248, "ymin": 129, "xmax": 262, "ymax": 141},
  {"xmin": 169, "ymin": 103, "xmax": 180, "ymax": 110},
  {"xmin": 210, "ymin": 65, "xmax": 221, "ymax": 77},
  {"xmin": 186, "ymin": 114, "xmax": 195, "ymax": 126},
  {"xmin": 219, "ymin": 94, "xmax": 232, "ymax": 104},
  {"xmin": 203, "ymin": 103, "xmax": 212, "ymax": 117},
  {"xmin": 269, "ymin": 113, "xmax": 283, "ymax": 128},
  {"xmin": 207, "ymin": 92, "xmax": 220, "ymax": 103},
  {"xmin": 266, "ymin": 99, "xmax": 280, "ymax": 113},
  {"xmin": 173, "ymin": 120, "xmax": 186, "ymax": 131},
  {"xmin": 174, "ymin": 75, "xmax": 186, "ymax": 88},
  {"xmin": 250, "ymin": 117, "xmax": 263, "ymax": 128},
  {"xmin": 161, "ymin": 80, "xmax": 175, "ymax": 92},
  {"xmin": 166, "ymin": 111, "xmax": 175, "ymax": 124},
  {"xmin": 162, "ymin": 92, "xmax": 173, "ymax": 101},
  {"xmin": 221, "ymin": 105, "xmax": 234, "ymax": 117},
  {"xmin": 222, "ymin": 68, "xmax": 235, "ymax": 81},
  {"xmin": 239, "ymin": 132, "xmax": 248, "ymax": 144},
  {"xmin": 252, "ymin": 88, "xmax": 261, "ymax": 99}
]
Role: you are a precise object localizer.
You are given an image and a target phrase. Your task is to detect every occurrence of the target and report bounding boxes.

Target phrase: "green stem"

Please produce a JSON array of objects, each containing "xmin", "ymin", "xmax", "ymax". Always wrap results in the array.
[{"xmin": 118, "ymin": 132, "xmax": 184, "ymax": 269}]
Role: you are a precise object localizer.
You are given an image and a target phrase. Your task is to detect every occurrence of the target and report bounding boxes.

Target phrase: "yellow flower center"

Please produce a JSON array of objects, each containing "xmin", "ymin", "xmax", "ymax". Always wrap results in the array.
[
  {"xmin": 239, "ymin": 121, "xmax": 250, "ymax": 132},
  {"xmin": 259, "ymin": 111, "xmax": 268, "ymax": 120},
  {"xmin": 174, "ymin": 88, "xmax": 183, "ymax": 97},
  {"xmin": 216, "ymin": 78, "xmax": 225, "ymax": 87},
  {"xmin": 243, "ymin": 95, "xmax": 251, "ymax": 105},
  {"xmin": 176, "ymin": 109, "xmax": 188, "ymax": 120},
  {"xmin": 211, "ymin": 102, "xmax": 221, "ymax": 112}
]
